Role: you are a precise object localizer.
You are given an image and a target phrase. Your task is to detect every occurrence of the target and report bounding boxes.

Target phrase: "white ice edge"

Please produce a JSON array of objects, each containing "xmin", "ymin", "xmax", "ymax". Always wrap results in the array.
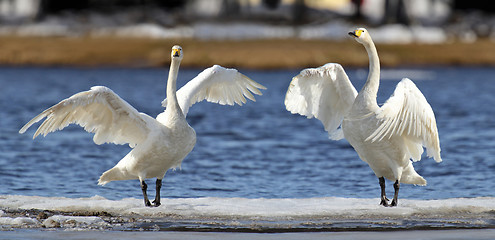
[{"xmin": 1, "ymin": 195, "xmax": 494, "ymax": 220}]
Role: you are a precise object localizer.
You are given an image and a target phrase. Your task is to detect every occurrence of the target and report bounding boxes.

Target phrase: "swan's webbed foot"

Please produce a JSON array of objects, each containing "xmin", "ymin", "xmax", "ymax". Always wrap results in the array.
[
  {"xmin": 152, "ymin": 200, "xmax": 161, "ymax": 207},
  {"xmin": 380, "ymin": 198, "xmax": 390, "ymax": 207}
]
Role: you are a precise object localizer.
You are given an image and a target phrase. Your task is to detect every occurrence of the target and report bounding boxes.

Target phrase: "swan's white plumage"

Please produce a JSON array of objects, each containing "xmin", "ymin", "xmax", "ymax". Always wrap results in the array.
[
  {"xmin": 285, "ymin": 28, "xmax": 441, "ymax": 205},
  {"xmin": 20, "ymin": 46, "xmax": 265, "ymax": 205},
  {"xmin": 285, "ymin": 63, "xmax": 357, "ymax": 140},
  {"xmin": 367, "ymin": 78, "xmax": 442, "ymax": 162},
  {"xmin": 162, "ymin": 65, "xmax": 266, "ymax": 117},
  {"xmin": 19, "ymin": 86, "xmax": 150, "ymax": 148}
]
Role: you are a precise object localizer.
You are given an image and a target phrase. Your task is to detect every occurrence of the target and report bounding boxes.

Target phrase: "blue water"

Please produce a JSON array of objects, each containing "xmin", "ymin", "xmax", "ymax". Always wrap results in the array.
[{"xmin": 1, "ymin": 66, "xmax": 494, "ymax": 201}]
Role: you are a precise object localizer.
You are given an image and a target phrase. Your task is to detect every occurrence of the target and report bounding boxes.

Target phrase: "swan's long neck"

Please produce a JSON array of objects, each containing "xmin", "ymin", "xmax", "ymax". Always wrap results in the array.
[
  {"xmin": 164, "ymin": 58, "xmax": 185, "ymax": 121},
  {"xmin": 359, "ymin": 40, "xmax": 380, "ymax": 108}
]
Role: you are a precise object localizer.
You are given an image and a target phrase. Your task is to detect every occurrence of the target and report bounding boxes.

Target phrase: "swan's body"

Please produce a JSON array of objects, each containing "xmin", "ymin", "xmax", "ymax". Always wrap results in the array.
[
  {"xmin": 285, "ymin": 28, "xmax": 441, "ymax": 206},
  {"xmin": 20, "ymin": 45, "xmax": 266, "ymax": 207}
]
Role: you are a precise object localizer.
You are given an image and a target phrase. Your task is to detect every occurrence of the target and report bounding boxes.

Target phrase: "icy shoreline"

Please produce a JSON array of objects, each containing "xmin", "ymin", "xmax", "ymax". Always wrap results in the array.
[
  {"xmin": 1, "ymin": 195, "xmax": 494, "ymax": 232},
  {"xmin": 0, "ymin": 21, "xmax": 449, "ymax": 44}
]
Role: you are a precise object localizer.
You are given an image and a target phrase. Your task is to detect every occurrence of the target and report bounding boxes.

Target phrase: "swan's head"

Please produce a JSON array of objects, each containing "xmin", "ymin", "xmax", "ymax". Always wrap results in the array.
[
  {"xmin": 171, "ymin": 45, "xmax": 183, "ymax": 60},
  {"xmin": 348, "ymin": 28, "xmax": 371, "ymax": 45}
]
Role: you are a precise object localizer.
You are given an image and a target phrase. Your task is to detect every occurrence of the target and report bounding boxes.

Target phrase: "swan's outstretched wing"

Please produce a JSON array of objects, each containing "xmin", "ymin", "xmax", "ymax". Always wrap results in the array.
[
  {"xmin": 19, "ymin": 86, "xmax": 151, "ymax": 147},
  {"xmin": 285, "ymin": 63, "xmax": 358, "ymax": 140},
  {"xmin": 162, "ymin": 65, "xmax": 266, "ymax": 116},
  {"xmin": 367, "ymin": 78, "xmax": 442, "ymax": 162}
]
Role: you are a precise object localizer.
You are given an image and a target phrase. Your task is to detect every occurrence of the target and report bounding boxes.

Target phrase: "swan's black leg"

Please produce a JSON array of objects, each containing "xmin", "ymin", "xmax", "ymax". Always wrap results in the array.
[
  {"xmin": 152, "ymin": 179, "xmax": 162, "ymax": 207},
  {"xmin": 141, "ymin": 180, "xmax": 152, "ymax": 207},
  {"xmin": 379, "ymin": 177, "xmax": 390, "ymax": 206},
  {"xmin": 390, "ymin": 180, "xmax": 400, "ymax": 207}
]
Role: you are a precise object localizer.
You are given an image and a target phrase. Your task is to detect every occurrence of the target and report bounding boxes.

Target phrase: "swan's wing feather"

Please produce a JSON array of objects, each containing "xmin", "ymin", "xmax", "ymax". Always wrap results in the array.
[
  {"xmin": 161, "ymin": 65, "xmax": 266, "ymax": 116},
  {"xmin": 367, "ymin": 78, "xmax": 442, "ymax": 162},
  {"xmin": 19, "ymin": 86, "xmax": 151, "ymax": 147},
  {"xmin": 285, "ymin": 63, "xmax": 358, "ymax": 140}
]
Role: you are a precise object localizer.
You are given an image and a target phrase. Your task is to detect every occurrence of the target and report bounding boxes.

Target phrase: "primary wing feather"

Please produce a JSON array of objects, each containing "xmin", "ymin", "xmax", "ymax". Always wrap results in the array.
[
  {"xmin": 366, "ymin": 78, "xmax": 442, "ymax": 162},
  {"xmin": 284, "ymin": 63, "xmax": 358, "ymax": 140},
  {"xmin": 162, "ymin": 65, "xmax": 266, "ymax": 116},
  {"xmin": 19, "ymin": 86, "xmax": 151, "ymax": 147}
]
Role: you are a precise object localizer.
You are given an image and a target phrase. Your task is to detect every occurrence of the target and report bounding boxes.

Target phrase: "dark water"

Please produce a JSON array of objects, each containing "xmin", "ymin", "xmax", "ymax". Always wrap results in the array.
[{"xmin": 0, "ymin": 66, "xmax": 494, "ymax": 201}]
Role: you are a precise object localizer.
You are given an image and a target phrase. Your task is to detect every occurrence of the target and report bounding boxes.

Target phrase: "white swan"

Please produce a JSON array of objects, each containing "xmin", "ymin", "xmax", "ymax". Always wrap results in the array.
[
  {"xmin": 285, "ymin": 28, "xmax": 442, "ymax": 207},
  {"xmin": 20, "ymin": 45, "xmax": 266, "ymax": 207}
]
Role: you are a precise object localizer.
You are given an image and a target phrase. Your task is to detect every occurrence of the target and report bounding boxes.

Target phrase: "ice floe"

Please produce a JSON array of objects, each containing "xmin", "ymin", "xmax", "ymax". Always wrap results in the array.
[{"xmin": 0, "ymin": 195, "xmax": 494, "ymax": 231}]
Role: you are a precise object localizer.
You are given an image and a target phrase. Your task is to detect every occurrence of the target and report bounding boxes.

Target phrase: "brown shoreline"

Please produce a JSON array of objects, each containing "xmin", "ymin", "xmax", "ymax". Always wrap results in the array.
[{"xmin": 1, "ymin": 36, "xmax": 494, "ymax": 69}]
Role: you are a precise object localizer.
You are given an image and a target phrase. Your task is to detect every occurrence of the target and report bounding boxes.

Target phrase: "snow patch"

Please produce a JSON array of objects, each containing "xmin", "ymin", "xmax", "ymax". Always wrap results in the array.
[
  {"xmin": 193, "ymin": 23, "xmax": 294, "ymax": 40},
  {"xmin": 93, "ymin": 23, "xmax": 194, "ymax": 39}
]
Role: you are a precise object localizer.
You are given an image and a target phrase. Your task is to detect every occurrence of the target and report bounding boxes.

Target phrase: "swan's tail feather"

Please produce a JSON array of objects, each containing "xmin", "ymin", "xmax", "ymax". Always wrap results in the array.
[
  {"xmin": 98, "ymin": 167, "xmax": 128, "ymax": 186},
  {"xmin": 400, "ymin": 164, "xmax": 427, "ymax": 186},
  {"xmin": 401, "ymin": 174, "xmax": 427, "ymax": 186}
]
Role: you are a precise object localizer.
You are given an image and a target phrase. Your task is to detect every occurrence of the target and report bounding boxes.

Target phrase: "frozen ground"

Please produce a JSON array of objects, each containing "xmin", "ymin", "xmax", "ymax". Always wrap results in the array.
[{"xmin": 0, "ymin": 195, "xmax": 494, "ymax": 232}]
